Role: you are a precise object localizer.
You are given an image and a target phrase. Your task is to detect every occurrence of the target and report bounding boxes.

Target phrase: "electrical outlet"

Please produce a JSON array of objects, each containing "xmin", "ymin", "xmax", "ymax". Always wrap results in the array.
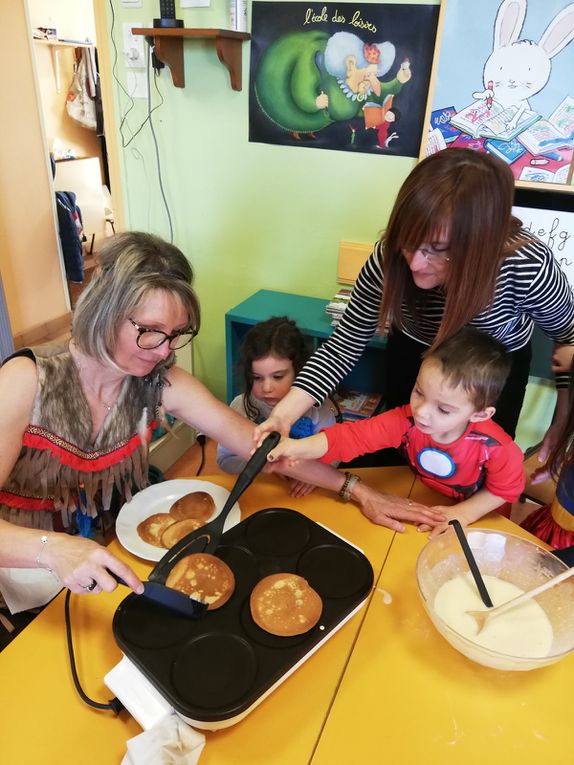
[
  {"xmin": 121, "ymin": 0, "xmax": 143, "ymax": 7},
  {"xmin": 127, "ymin": 70, "xmax": 149, "ymax": 100},
  {"xmin": 123, "ymin": 21, "xmax": 145, "ymax": 68}
]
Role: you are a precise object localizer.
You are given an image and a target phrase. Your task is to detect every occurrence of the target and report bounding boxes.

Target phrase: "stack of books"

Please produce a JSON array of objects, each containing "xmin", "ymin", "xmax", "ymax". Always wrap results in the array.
[
  {"xmin": 332, "ymin": 386, "xmax": 383, "ymax": 422},
  {"xmin": 325, "ymin": 288, "xmax": 352, "ymax": 326}
]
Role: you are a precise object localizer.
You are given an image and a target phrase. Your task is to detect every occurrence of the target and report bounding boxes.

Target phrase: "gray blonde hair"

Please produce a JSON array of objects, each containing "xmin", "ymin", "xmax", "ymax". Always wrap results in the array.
[{"xmin": 72, "ymin": 231, "xmax": 200, "ymax": 364}]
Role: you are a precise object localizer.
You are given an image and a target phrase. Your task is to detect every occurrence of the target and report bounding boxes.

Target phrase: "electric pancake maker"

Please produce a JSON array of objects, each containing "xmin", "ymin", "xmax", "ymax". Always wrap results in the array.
[{"xmin": 106, "ymin": 507, "xmax": 374, "ymax": 730}]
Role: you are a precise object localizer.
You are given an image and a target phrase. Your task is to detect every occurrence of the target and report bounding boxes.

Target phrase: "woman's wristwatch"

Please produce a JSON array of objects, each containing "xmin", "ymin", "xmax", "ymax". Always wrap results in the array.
[{"xmin": 339, "ymin": 472, "xmax": 361, "ymax": 502}]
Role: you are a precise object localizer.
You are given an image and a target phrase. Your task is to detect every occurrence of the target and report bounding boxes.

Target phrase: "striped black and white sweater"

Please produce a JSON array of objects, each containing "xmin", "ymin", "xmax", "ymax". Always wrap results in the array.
[{"xmin": 295, "ymin": 232, "xmax": 574, "ymax": 403}]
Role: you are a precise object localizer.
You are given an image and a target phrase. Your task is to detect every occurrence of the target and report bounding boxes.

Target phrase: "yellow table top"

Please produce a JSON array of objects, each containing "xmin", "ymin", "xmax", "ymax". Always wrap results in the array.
[
  {"xmin": 311, "ymin": 479, "xmax": 574, "ymax": 765},
  {"xmin": 0, "ymin": 468, "xmax": 413, "ymax": 765},
  {"xmin": 2, "ymin": 470, "xmax": 571, "ymax": 764}
]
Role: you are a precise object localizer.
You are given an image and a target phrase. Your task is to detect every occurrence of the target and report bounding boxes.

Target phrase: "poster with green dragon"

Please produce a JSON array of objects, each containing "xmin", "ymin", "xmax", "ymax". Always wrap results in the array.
[{"xmin": 249, "ymin": 2, "xmax": 440, "ymax": 156}]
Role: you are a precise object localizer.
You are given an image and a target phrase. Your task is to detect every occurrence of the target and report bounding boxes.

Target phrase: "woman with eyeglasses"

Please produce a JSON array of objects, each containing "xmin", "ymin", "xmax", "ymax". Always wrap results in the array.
[
  {"xmin": 256, "ymin": 148, "xmax": 574, "ymax": 463},
  {"xmin": 0, "ymin": 231, "xmax": 443, "ymax": 620}
]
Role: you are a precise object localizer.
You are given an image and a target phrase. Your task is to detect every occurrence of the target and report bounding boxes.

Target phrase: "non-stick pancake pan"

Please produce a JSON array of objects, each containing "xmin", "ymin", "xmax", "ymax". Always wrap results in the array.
[{"xmin": 112, "ymin": 507, "xmax": 374, "ymax": 728}]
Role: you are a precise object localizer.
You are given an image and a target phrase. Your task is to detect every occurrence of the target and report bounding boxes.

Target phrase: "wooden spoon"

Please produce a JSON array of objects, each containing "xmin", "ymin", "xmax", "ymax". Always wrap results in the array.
[{"xmin": 467, "ymin": 565, "xmax": 574, "ymax": 634}]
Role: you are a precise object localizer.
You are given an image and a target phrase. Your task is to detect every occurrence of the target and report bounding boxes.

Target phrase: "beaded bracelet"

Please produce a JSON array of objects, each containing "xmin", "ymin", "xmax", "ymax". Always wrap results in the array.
[{"xmin": 339, "ymin": 472, "xmax": 361, "ymax": 502}]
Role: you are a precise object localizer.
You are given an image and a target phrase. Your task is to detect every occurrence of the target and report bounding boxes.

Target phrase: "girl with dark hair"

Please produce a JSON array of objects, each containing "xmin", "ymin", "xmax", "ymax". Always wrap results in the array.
[{"xmin": 217, "ymin": 316, "xmax": 337, "ymax": 496}]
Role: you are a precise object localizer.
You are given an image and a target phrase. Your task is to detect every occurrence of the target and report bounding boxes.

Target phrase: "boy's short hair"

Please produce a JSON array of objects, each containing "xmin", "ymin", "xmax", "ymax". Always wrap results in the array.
[{"xmin": 423, "ymin": 327, "xmax": 511, "ymax": 411}]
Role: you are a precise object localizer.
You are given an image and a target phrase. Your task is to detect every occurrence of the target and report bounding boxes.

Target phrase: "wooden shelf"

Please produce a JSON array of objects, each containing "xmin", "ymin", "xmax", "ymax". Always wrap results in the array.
[{"xmin": 131, "ymin": 27, "xmax": 250, "ymax": 90}]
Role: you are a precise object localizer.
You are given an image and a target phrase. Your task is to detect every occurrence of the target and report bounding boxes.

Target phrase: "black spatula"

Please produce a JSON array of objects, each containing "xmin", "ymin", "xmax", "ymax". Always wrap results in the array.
[{"xmin": 136, "ymin": 431, "xmax": 281, "ymax": 615}]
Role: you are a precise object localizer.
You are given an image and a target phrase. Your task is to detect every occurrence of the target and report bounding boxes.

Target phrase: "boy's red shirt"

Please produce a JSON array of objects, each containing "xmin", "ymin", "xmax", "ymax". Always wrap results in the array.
[{"xmin": 320, "ymin": 404, "xmax": 524, "ymax": 502}]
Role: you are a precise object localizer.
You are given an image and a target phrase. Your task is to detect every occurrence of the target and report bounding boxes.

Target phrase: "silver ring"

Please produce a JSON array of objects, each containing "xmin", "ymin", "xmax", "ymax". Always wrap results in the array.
[
  {"xmin": 83, "ymin": 579, "xmax": 97, "ymax": 592},
  {"xmin": 408, "ymin": 500, "xmax": 413, "ymax": 506}
]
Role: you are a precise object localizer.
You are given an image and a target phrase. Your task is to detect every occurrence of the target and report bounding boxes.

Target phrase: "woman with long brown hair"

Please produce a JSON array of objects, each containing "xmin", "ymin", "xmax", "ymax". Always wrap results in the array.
[{"xmin": 256, "ymin": 148, "xmax": 574, "ymax": 459}]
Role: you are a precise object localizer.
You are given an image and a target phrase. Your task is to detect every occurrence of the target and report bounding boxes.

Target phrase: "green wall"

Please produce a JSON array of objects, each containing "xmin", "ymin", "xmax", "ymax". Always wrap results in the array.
[{"xmin": 108, "ymin": 1, "xmax": 436, "ymax": 400}]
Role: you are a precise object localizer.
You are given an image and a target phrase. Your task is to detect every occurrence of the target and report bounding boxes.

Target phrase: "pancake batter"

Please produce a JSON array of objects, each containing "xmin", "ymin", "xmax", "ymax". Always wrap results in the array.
[{"xmin": 433, "ymin": 572, "xmax": 553, "ymax": 658}]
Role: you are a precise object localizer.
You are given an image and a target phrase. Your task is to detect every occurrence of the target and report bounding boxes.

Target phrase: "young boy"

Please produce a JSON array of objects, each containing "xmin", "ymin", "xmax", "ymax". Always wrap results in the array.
[{"xmin": 267, "ymin": 328, "xmax": 525, "ymax": 537}]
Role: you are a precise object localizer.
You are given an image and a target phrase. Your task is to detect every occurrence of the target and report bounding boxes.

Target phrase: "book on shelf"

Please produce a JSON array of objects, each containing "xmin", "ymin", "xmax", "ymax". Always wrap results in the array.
[
  {"xmin": 325, "ymin": 288, "xmax": 352, "ymax": 326},
  {"xmin": 332, "ymin": 386, "xmax": 383, "ymax": 422},
  {"xmin": 449, "ymin": 99, "xmax": 540, "ymax": 141}
]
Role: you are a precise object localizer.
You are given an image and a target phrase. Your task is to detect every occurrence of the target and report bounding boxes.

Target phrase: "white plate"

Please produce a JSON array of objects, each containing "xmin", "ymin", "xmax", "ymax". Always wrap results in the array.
[{"xmin": 115, "ymin": 479, "xmax": 241, "ymax": 561}]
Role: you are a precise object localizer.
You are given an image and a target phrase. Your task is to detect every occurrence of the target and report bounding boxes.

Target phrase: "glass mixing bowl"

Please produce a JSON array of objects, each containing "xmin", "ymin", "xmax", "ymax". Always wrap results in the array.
[{"xmin": 416, "ymin": 529, "xmax": 574, "ymax": 670}]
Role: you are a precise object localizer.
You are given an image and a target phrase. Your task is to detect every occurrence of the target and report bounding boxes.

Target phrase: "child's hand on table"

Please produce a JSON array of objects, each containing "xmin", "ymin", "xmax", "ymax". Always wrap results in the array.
[{"xmin": 419, "ymin": 506, "xmax": 469, "ymax": 539}]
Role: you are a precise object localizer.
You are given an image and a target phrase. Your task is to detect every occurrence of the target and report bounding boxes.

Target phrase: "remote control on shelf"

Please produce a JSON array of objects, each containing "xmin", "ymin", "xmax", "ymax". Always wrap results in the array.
[
  {"xmin": 154, "ymin": 0, "xmax": 183, "ymax": 28},
  {"xmin": 159, "ymin": 0, "xmax": 176, "ymax": 19}
]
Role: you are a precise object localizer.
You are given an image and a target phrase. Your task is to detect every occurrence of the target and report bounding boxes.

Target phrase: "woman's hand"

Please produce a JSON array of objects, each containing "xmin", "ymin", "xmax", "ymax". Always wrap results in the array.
[
  {"xmin": 539, "ymin": 387, "xmax": 569, "ymax": 465},
  {"xmin": 253, "ymin": 414, "xmax": 292, "ymax": 445},
  {"xmin": 43, "ymin": 533, "xmax": 144, "ymax": 596},
  {"xmin": 530, "ymin": 463, "xmax": 552, "ymax": 485},
  {"xmin": 352, "ymin": 482, "xmax": 446, "ymax": 532},
  {"xmin": 252, "ymin": 389, "xmax": 317, "ymax": 446},
  {"xmin": 287, "ymin": 479, "xmax": 316, "ymax": 498}
]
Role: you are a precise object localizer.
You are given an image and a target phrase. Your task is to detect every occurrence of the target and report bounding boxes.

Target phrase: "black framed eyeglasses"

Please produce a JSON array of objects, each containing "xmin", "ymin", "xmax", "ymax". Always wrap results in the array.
[{"xmin": 129, "ymin": 318, "xmax": 198, "ymax": 350}]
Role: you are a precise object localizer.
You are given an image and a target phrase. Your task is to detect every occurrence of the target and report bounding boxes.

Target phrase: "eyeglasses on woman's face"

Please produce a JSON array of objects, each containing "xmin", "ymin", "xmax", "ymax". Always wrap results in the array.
[
  {"xmin": 403, "ymin": 242, "xmax": 450, "ymax": 266},
  {"xmin": 128, "ymin": 318, "xmax": 198, "ymax": 350}
]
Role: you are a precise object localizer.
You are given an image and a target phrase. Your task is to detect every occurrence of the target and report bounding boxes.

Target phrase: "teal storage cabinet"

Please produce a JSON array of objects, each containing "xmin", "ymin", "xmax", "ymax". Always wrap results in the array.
[{"xmin": 225, "ymin": 289, "xmax": 386, "ymax": 403}]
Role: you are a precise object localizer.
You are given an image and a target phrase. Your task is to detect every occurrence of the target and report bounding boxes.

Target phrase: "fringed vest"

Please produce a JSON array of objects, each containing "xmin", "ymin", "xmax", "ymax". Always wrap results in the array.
[{"xmin": 0, "ymin": 344, "xmax": 165, "ymax": 526}]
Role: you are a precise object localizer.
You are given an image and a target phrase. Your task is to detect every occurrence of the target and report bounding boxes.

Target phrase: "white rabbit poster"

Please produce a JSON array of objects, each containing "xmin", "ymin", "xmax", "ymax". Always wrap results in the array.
[
  {"xmin": 248, "ymin": 2, "xmax": 439, "ymax": 156},
  {"xmin": 427, "ymin": 0, "xmax": 574, "ymax": 186}
]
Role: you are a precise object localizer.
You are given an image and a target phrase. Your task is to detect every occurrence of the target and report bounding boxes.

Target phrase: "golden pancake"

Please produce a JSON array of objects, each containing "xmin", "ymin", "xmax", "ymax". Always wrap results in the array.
[
  {"xmin": 169, "ymin": 491, "xmax": 215, "ymax": 523},
  {"xmin": 165, "ymin": 553, "xmax": 235, "ymax": 610},
  {"xmin": 250, "ymin": 573, "xmax": 322, "ymax": 637},
  {"xmin": 161, "ymin": 518, "xmax": 203, "ymax": 549},
  {"xmin": 137, "ymin": 512, "xmax": 176, "ymax": 547}
]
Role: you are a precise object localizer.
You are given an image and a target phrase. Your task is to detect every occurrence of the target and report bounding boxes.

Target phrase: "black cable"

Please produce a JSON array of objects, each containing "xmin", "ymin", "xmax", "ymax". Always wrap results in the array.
[
  {"xmin": 146, "ymin": 56, "xmax": 174, "ymax": 243},
  {"xmin": 107, "ymin": 0, "xmax": 174, "ymax": 242},
  {"xmin": 108, "ymin": 0, "xmax": 164, "ymax": 149},
  {"xmin": 196, "ymin": 433, "xmax": 206, "ymax": 475},
  {"xmin": 64, "ymin": 590, "xmax": 124, "ymax": 714}
]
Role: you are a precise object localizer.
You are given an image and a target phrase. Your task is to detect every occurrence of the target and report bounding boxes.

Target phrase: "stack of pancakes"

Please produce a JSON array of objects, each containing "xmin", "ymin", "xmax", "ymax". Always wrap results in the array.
[{"xmin": 136, "ymin": 491, "xmax": 215, "ymax": 549}]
